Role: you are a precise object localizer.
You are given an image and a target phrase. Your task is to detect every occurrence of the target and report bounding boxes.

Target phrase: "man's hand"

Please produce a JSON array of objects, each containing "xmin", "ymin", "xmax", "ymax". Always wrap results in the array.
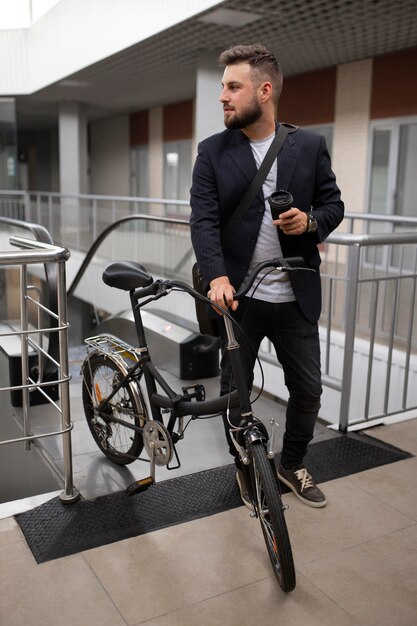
[
  {"xmin": 208, "ymin": 276, "xmax": 238, "ymax": 314},
  {"xmin": 273, "ymin": 207, "xmax": 307, "ymax": 235}
]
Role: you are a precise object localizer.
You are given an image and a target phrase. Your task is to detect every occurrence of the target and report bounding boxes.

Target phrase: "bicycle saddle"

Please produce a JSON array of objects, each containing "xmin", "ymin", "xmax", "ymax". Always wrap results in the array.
[{"xmin": 103, "ymin": 261, "xmax": 153, "ymax": 291}]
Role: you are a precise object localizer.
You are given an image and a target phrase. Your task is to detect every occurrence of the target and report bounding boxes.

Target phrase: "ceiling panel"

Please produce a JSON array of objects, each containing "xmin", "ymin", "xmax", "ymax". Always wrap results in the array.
[{"xmin": 16, "ymin": 0, "xmax": 417, "ymax": 128}]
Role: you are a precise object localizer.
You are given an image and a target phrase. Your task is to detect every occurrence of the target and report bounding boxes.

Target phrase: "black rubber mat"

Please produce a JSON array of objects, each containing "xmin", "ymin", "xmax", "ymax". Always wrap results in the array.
[{"xmin": 16, "ymin": 432, "xmax": 413, "ymax": 563}]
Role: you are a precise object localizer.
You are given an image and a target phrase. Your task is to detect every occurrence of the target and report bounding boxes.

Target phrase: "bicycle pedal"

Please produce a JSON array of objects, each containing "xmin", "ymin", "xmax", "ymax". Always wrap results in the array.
[{"xmin": 126, "ymin": 476, "xmax": 154, "ymax": 496}]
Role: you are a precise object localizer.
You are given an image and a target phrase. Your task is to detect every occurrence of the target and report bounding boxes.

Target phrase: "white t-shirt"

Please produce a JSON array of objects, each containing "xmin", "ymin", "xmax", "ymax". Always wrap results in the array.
[{"xmin": 239, "ymin": 132, "xmax": 296, "ymax": 303}]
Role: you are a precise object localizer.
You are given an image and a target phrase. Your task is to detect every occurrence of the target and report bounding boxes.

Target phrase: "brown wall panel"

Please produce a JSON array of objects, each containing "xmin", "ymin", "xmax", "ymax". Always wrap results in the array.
[
  {"xmin": 278, "ymin": 67, "xmax": 336, "ymax": 125},
  {"xmin": 163, "ymin": 100, "xmax": 193, "ymax": 141},
  {"xmin": 130, "ymin": 110, "xmax": 149, "ymax": 146},
  {"xmin": 371, "ymin": 47, "xmax": 417, "ymax": 119}
]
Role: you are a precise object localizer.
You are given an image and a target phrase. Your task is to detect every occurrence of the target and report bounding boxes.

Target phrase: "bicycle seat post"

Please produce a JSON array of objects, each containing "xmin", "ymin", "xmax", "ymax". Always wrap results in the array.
[{"xmin": 223, "ymin": 314, "xmax": 239, "ymax": 348}]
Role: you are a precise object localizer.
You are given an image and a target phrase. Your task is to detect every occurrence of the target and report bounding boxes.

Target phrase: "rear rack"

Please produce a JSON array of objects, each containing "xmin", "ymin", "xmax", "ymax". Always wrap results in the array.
[{"xmin": 84, "ymin": 333, "xmax": 145, "ymax": 364}]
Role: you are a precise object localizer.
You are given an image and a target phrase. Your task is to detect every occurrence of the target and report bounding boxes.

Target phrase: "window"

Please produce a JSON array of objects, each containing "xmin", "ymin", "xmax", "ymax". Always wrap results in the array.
[
  {"xmin": 163, "ymin": 139, "xmax": 192, "ymax": 216},
  {"xmin": 367, "ymin": 117, "xmax": 417, "ymax": 269},
  {"xmin": 368, "ymin": 118, "xmax": 417, "ymax": 218},
  {"xmin": 130, "ymin": 145, "xmax": 148, "ymax": 199},
  {"xmin": 0, "ymin": 98, "xmax": 17, "ymax": 191}
]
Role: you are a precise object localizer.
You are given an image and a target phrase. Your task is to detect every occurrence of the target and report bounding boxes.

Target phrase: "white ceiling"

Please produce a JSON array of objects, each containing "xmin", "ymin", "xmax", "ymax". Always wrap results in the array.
[{"xmin": 16, "ymin": 0, "xmax": 417, "ymax": 128}]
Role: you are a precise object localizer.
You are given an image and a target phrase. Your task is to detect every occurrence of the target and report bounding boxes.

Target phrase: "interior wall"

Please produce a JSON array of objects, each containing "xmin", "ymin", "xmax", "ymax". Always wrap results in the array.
[
  {"xmin": 278, "ymin": 67, "xmax": 337, "ymax": 125},
  {"xmin": 371, "ymin": 47, "xmax": 417, "ymax": 119}
]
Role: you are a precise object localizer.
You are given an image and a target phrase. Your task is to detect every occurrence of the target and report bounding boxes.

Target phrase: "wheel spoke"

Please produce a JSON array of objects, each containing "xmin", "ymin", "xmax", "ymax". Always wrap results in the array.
[{"xmin": 82, "ymin": 354, "xmax": 146, "ymax": 465}]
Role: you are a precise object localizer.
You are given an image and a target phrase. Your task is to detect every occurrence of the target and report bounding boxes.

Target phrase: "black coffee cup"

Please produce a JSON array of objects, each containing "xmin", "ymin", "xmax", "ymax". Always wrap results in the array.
[{"xmin": 268, "ymin": 190, "xmax": 293, "ymax": 220}]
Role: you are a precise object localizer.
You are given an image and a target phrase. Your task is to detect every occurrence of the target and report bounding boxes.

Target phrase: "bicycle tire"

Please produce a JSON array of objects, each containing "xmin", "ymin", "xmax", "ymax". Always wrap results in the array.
[
  {"xmin": 82, "ymin": 352, "xmax": 146, "ymax": 465},
  {"xmin": 250, "ymin": 441, "xmax": 296, "ymax": 592}
]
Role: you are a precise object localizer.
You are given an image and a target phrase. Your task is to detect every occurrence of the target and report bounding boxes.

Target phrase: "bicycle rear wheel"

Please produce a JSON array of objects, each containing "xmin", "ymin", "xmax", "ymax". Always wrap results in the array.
[
  {"xmin": 250, "ymin": 441, "xmax": 296, "ymax": 592},
  {"xmin": 82, "ymin": 353, "xmax": 146, "ymax": 465}
]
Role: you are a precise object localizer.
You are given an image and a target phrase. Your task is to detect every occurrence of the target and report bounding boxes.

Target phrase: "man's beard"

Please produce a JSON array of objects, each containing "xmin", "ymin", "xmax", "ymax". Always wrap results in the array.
[{"xmin": 224, "ymin": 96, "xmax": 262, "ymax": 129}]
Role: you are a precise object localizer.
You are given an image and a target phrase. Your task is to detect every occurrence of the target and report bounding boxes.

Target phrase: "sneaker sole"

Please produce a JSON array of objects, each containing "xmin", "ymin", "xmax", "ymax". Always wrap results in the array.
[{"xmin": 277, "ymin": 471, "xmax": 327, "ymax": 508}]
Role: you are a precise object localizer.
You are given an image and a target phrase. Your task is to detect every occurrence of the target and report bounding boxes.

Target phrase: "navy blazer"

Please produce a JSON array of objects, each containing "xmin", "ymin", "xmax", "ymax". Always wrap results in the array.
[{"xmin": 190, "ymin": 124, "xmax": 344, "ymax": 323}]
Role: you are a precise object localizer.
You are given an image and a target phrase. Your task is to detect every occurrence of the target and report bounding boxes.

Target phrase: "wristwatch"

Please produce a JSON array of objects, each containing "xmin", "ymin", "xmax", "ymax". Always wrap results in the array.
[{"xmin": 307, "ymin": 212, "xmax": 318, "ymax": 233}]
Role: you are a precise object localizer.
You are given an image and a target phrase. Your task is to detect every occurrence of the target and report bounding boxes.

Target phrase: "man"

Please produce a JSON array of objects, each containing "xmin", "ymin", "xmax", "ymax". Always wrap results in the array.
[{"xmin": 190, "ymin": 43, "xmax": 344, "ymax": 508}]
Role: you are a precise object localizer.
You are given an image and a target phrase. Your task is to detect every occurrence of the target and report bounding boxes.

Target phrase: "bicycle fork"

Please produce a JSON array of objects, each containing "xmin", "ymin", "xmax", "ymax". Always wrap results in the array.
[{"xmin": 223, "ymin": 315, "xmax": 280, "ymax": 460}]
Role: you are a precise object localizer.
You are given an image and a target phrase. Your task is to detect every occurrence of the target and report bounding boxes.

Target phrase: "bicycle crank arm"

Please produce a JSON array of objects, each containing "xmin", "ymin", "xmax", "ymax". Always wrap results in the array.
[
  {"xmin": 126, "ymin": 441, "xmax": 157, "ymax": 496},
  {"xmin": 267, "ymin": 417, "xmax": 279, "ymax": 459}
]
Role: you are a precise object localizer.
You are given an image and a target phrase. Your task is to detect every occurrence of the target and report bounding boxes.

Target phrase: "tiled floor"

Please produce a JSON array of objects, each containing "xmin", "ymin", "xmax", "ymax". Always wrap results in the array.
[{"xmin": 1, "ymin": 416, "xmax": 416, "ymax": 625}]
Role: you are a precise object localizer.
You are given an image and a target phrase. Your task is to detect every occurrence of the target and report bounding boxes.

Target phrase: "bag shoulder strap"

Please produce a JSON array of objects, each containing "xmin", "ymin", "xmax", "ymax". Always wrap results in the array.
[{"xmin": 221, "ymin": 123, "xmax": 298, "ymax": 246}]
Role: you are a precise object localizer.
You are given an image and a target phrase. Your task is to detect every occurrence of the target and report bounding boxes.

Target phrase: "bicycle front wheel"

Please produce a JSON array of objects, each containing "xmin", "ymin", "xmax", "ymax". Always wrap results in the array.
[
  {"xmin": 250, "ymin": 441, "xmax": 296, "ymax": 592},
  {"xmin": 82, "ymin": 353, "xmax": 146, "ymax": 465}
]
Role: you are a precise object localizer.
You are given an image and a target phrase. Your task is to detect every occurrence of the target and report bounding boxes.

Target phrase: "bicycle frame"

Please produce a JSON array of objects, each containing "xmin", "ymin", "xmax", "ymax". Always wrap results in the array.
[
  {"xmin": 83, "ymin": 256, "xmax": 308, "ymax": 484},
  {"xmin": 81, "ymin": 256, "xmax": 302, "ymax": 592},
  {"xmin": 85, "ymin": 289, "xmax": 254, "ymax": 440}
]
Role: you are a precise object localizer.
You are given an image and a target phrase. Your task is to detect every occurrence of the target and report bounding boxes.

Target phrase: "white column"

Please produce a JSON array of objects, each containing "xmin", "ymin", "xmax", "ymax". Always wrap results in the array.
[
  {"xmin": 332, "ymin": 59, "xmax": 373, "ymax": 216},
  {"xmin": 58, "ymin": 102, "xmax": 88, "ymax": 195},
  {"xmin": 194, "ymin": 50, "xmax": 224, "ymax": 156}
]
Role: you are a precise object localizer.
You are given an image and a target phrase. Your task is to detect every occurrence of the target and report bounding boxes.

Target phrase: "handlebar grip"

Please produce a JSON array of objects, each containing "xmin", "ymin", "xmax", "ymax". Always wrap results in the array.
[
  {"xmin": 234, "ymin": 256, "xmax": 306, "ymax": 300},
  {"xmin": 280, "ymin": 256, "xmax": 305, "ymax": 268},
  {"xmin": 134, "ymin": 282, "xmax": 160, "ymax": 299},
  {"xmin": 277, "ymin": 256, "xmax": 306, "ymax": 271}
]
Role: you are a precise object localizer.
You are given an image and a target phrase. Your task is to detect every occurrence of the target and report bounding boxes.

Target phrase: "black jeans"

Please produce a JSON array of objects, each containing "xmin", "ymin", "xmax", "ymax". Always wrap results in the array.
[{"xmin": 219, "ymin": 297, "xmax": 322, "ymax": 470}]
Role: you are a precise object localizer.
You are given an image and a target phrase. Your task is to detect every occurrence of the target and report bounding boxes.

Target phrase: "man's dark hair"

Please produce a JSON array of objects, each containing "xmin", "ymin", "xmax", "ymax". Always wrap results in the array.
[{"xmin": 218, "ymin": 43, "xmax": 283, "ymax": 102}]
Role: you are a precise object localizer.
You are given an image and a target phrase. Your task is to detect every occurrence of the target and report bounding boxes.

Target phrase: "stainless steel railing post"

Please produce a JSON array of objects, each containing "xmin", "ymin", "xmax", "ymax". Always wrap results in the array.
[
  {"xmin": 56, "ymin": 259, "xmax": 79, "ymax": 503},
  {"xmin": 20, "ymin": 264, "xmax": 31, "ymax": 450},
  {"xmin": 338, "ymin": 243, "xmax": 361, "ymax": 432}
]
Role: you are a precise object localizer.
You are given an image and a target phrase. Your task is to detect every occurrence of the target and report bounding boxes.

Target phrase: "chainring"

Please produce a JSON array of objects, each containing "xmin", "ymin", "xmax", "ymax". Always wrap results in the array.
[{"xmin": 142, "ymin": 420, "xmax": 173, "ymax": 466}]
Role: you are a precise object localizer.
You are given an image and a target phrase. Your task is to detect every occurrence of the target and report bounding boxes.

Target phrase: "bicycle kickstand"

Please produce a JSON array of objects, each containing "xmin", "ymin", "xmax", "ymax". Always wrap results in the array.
[{"xmin": 126, "ymin": 441, "xmax": 156, "ymax": 496}]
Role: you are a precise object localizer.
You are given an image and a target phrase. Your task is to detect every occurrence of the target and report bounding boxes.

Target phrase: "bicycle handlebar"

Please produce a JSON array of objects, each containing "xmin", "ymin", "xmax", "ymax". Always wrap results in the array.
[
  {"xmin": 103, "ymin": 256, "xmax": 312, "ymax": 307},
  {"xmin": 151, "ymin": 389, "xmax": 241, "ymax": 416},
  {"xmin": 157, "ymin": 256, "xmax": 309, "ymax": 305}
]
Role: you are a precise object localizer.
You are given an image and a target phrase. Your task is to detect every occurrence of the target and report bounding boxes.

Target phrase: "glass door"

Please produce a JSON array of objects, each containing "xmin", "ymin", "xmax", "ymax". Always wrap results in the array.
[{"xmin": 367, "ymin": 118, "xmax": 417, "ymax": 269}]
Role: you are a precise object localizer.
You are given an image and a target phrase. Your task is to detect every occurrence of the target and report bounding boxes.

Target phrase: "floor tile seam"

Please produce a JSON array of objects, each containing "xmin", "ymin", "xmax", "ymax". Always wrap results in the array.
[
  {"xmin": 80, "ymin": 552, "xmax": 130, "ymax": 626},
  {"xmin": 296, "ymin": 519, "xmax": 417, "ymax": 571},
  {"xmin": 294, "ymin": 570, "xmax": 363, "ymax": 625},
  {"xmin": 340, "ymin": 477, "xmax": 417, "ymax": 524},
  {"xmin": 326, "ymin": 468, "xmax": 417, "ymax": 522},
  {"xmin": 296, "ymin": 568, "xmax": 366, "ymax": 626},
  {"xmin": 128, "ymin": 574, "xmax": 275, "ymax": 626}
]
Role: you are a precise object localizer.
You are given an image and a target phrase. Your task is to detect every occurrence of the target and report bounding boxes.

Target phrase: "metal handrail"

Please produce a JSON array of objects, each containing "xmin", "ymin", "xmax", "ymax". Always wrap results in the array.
[
  {"xmin": 327, "ymin": 231, "xmax": 417, "ymax": 246},
  {"xmin": 67, "ymin": 213, "xmax": 189, "ymax": 298},
  {"xmin": 0, "ymin": 217, "xmax": 61, "ymax": 380},
  {"xmin": 325, "ymin": 230, "xmax": 417, "ymax": 431},
  {"xmin": 0, "ymin": 236, "xmax": 79, "ymax": 503},
  {"xmin": 2, "ymin": 191, "xmax": 417, "ymax": 432}
]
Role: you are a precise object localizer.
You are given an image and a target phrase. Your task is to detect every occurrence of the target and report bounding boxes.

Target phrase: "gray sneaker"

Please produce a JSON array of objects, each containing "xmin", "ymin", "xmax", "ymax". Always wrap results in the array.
[
  {"xmin": 278, "ymin": 465, "xmax": 327, "ymax": 508},
  {"xmin": 236, "ymin": 470, "xmax": 252, "ymax": 510}
]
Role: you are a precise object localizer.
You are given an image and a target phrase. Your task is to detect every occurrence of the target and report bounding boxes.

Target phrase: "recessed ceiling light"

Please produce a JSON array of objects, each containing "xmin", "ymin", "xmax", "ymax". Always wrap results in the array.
[{"xmin": 198, "ymin": 8, "xmax": 261, "ymax": 28}]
